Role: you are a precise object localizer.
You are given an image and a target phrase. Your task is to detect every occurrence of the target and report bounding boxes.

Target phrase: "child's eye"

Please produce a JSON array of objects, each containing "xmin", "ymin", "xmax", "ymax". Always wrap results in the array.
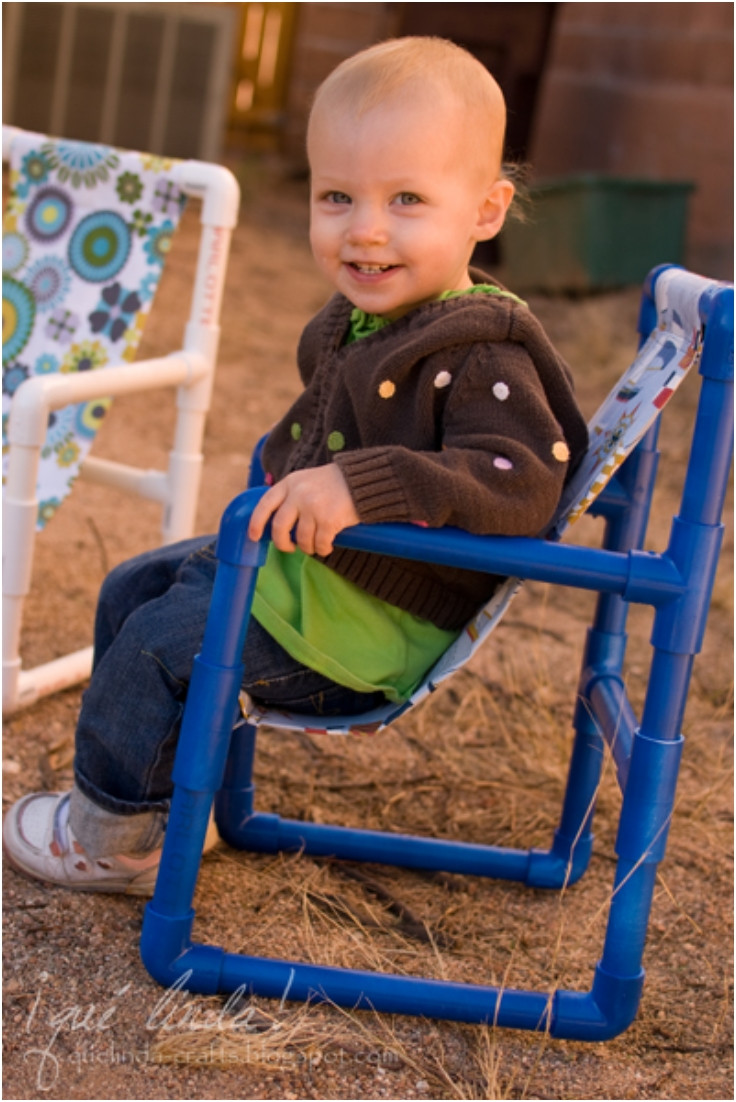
[
  {"xmin": 324, "ymin": 191, "xmax": 351, "ymax": 205},
  {"xmin": 396, "ymin": 192, "xmax": 422, "ymax": 206}
]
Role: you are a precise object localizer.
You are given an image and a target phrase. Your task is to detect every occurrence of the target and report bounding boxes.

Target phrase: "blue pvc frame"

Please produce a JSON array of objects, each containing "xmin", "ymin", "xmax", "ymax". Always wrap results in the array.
[{"xmin": 140, "ymin": 269, "xmax": 733, "ymax": 1040}]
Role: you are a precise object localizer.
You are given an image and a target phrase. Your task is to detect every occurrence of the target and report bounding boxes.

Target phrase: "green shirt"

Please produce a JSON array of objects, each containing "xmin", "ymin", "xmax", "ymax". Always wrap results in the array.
[{"xmin": 252, "ymin": 544, "xmax": 455, "ymax": 702}]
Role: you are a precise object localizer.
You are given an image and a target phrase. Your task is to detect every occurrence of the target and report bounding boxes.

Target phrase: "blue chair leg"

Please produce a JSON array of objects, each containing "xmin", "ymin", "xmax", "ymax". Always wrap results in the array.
[
  {"xmin": 141, "ymin": 491, "xmax": 269, "ymax": 993},
  {"xmin": 541, "ymin": 420, "xmax": 664, "ymax": 883},
  {"xmin": 577, "ymin": 337, "xmax": 734, "ymax": 1036},
  {"xmin": 215, "ymin": 721, "xmax": 259, "ymax": 844}
]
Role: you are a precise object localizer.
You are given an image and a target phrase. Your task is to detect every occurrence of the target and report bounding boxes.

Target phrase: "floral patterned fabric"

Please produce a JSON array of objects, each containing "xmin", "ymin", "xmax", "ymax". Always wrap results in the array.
[{"xmin": 2, "ymin": 132, "xmax": 186, "ymax": 528}]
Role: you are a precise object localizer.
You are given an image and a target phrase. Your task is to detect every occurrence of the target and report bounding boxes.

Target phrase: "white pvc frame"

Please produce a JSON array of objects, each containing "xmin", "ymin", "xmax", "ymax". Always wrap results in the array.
[{"xmin": 2, "ymin": 125, "xmax": 240, "ymax": 714}]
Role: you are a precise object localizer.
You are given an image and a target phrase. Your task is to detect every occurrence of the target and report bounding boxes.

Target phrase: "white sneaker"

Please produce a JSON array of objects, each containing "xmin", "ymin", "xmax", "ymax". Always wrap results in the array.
[{"xmin": 3, "ymin": 791, "xmax": 219, "ymax": 896}]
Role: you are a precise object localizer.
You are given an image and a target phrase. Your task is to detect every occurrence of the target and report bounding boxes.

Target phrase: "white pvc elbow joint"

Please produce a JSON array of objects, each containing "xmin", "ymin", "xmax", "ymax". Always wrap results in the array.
[{"xmin": 174, "ymin": 161, "xmax": 240, "ymax": 229}]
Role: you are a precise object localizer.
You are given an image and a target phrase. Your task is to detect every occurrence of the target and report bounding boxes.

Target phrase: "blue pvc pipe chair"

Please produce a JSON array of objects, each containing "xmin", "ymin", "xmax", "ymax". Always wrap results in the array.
[{"xmin": 140, "ymin": 266, "xmax": 733, "ymax": 1041}]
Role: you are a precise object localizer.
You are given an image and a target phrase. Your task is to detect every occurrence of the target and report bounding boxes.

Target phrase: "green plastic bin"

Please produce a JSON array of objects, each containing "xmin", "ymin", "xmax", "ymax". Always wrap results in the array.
[{"xmin": 500, "ymin": 175, "xmax": 694, "ymax": 293}]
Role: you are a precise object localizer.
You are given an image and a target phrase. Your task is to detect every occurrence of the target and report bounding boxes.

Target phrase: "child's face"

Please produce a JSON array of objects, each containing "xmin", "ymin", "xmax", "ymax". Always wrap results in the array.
[{"xmin": 308, "ymin": 94, "xmax": 512, "ymax": 320}]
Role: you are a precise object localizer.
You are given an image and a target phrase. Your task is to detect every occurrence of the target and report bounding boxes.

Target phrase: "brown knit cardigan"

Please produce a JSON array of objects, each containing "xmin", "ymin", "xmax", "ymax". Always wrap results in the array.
[{"xmin": 261, "ymin": 275, "xmax": 588, "ymax": 630}]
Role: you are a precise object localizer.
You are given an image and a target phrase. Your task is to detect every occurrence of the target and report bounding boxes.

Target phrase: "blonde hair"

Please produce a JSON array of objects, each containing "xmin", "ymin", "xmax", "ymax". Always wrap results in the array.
[{"xmin": 308, "ymin": 37, "xmax": 508, "ymax": 178}]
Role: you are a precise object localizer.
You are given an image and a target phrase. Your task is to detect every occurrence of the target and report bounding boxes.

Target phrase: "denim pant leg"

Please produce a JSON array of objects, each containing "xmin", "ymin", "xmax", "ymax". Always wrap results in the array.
[
  {"xmin": 241, "ymin": 617, "xmax": 387, "ymax": 717},
  {"xmin": 74, "ymin": 537, "xmax": 219, "ymax": 816},
  {"xmin": 90, "ymin": 535, "xmax": 216, "ymax": 670},
  {"xmin": 74, "ymin": 539, "xmax": 387, "ymax": 824}
]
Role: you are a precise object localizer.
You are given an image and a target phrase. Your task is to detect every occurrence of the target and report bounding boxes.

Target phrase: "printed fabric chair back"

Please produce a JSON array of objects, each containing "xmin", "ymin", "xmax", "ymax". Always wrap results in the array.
[
  {"xmin": 240, "ymin": 266, "xmax": 706, "ymax": 735},
  {"xmin": 2, "ymin": 126, "xmax": 239, "ymax": 716},
  {"xmin": 2, "ymin": 131, "xmax": 186, "ymax": 528}
]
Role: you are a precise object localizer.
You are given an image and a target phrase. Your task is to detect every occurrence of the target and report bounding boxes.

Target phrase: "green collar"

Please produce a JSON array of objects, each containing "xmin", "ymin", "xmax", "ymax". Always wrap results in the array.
[{"xmin": 347, "ymin": 283, "xmax": 525, "ymax": 343}]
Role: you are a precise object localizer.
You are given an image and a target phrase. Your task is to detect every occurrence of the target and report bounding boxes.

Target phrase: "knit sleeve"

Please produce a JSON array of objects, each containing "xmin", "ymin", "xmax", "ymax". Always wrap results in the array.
[{"xmin": 335, "ymin": 341, "xmax": 574, "ymax": 537}]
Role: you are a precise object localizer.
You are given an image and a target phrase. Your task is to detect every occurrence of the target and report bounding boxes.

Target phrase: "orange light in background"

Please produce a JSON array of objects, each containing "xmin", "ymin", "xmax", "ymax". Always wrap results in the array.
[
  {"xmin": 242, "ymin": 3, "xmax": 264, "ymax": 60},
  {"xmin": 258, "ymin": 8, "xmax": 282, "ymax": 88},
  {"xmin": 236, "ymin": 80, "xmax": 254, "ymax": 112},
  {"xmin": 229, "ymin": 2, "xmax": 296, "ymax": 150}
]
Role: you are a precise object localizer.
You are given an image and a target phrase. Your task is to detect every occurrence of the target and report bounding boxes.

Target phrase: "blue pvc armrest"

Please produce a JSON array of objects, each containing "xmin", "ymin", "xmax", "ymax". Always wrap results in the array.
[{"xmin": 213, "ymin": 491, "xmax": 685, "ymax": 610}]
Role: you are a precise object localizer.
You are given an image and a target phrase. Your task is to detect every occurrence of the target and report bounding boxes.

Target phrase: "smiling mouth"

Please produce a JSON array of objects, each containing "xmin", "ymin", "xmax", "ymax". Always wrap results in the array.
[{"xmin": 348, "ymin": 262, "xmax": 397, "ymax": 274}]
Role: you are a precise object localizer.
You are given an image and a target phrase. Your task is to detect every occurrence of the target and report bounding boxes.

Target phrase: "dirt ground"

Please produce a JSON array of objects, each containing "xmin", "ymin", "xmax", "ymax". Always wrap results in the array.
[{"xmin": 2, "ymin": 160, "xmax": 733, "ymax": 1101}]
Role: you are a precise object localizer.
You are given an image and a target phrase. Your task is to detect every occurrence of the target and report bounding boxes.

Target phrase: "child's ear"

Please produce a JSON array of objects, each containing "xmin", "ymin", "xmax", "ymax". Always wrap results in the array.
[{"xmin": 475, "ymin": 179, "xmax": 515, "ymax": 242}]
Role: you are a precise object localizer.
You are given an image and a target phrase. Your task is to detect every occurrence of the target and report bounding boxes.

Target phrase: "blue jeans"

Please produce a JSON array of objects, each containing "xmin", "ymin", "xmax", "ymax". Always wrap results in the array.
[{"xmin": 74, "ymin": 536, "xmax": 386, "ymax": 818}]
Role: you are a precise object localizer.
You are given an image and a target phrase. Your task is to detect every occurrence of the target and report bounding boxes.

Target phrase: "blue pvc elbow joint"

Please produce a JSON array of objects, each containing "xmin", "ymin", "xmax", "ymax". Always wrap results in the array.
[
  {"xmin": 553, "ymin": 964, "xmax": 645, "ymax": 1040},
  {"xmin": 140, "ymin": 905, "xmax": 225, "ymax": 995},
  {"xmin": 216, "ymin": 488, "xmax": 271, "ymax": 568}
]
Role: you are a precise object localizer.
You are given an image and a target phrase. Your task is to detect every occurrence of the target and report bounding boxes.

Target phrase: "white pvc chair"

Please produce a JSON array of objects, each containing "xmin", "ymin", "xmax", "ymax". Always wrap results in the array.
[{"xmin": 2, "ymin": 127, "xmax": 240, "ymax": 714}]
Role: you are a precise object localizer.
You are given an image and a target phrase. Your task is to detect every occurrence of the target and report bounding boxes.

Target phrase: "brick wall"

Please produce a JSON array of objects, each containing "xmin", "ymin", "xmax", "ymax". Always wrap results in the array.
[
  {"xmin": 280, "ymin": 2, "xmax": 400, "ymax": 164},
  {"xmin": 528, "ymin": 2, "xmax": 733, "ymax": 278}
]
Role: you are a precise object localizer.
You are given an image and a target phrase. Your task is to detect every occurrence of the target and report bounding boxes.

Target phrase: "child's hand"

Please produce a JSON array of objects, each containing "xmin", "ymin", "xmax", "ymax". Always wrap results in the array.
[{"xmin": 248, "ymin": 464, "xmax": 360, "ymax": 556}]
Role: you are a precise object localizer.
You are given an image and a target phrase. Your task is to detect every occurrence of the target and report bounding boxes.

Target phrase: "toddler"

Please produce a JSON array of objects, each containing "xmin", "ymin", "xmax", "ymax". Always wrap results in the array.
[{"xmin": 3, "ymin": 37, "xmax": 588, "ymax": 893}]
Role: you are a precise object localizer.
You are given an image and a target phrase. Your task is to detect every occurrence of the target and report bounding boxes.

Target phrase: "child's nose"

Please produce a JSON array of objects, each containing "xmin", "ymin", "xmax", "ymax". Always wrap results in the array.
[{"xmin": 346, "ymin": 205, "xmax": 388, "ymax": 246}]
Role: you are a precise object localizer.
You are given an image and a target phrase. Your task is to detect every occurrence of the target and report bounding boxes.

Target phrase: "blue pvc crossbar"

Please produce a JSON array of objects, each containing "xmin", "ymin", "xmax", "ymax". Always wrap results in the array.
[
  {"xmin": 218, "ymin": 810, "xmax": 566, "ymax": 883},
  {"xmin": 216, "ymin": 500, "xmax": 688, "ymax": 608},
  {"xmin": 140, "ymin": 902, "xmax": 643, "ymax": 1038},
  {"xmin": 141, "ymin": 267, "xmax": 734, "ymax": 1042}
]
